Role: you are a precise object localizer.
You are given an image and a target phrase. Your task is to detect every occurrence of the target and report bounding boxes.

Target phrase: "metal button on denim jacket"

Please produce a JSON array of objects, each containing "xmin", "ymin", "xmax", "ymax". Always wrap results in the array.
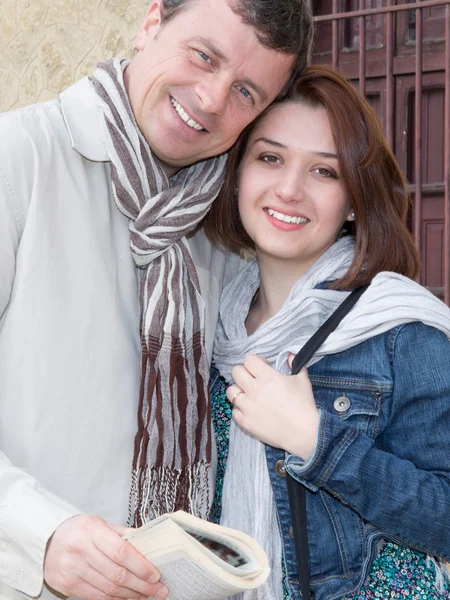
[{"xmin": 265, "ymin": 320, "xmax": 450, "ymax": 600}]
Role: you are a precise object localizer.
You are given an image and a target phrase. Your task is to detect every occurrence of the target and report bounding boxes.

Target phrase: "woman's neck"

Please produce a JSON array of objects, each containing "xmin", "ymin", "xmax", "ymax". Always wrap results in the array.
[{"xmin": 245, "ymin": 255, "xmax": 310, "ymax": 335}]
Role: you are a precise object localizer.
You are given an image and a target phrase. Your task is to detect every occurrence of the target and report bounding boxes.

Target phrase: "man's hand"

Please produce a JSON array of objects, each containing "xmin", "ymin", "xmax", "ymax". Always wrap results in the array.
[
  {"xmin": 227, "ymin": 354, "xmax": 320, "ymax": 461},
  {"xmin": 44, "ymin": 514, "xmax": 168, "ymax": 600}
]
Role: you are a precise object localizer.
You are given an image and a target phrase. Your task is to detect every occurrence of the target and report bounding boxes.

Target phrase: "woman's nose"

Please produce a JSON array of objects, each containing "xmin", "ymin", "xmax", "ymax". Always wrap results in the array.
[{"xmin": 275, "ymin": 170, "xmax": 305, "ymax": 203}]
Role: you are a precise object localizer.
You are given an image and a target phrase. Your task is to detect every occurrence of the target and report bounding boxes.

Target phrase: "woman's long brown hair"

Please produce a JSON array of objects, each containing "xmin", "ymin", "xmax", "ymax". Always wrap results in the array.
[{"xmin": 203, "ymin": 65, "xmax": 421, "ymax": 288}]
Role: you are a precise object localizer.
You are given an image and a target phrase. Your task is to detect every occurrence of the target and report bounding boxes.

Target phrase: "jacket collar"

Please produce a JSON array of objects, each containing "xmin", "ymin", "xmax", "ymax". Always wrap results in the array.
[{"xmin": 60, "ymin": 76, "xmax": 109, "ymax": 162}]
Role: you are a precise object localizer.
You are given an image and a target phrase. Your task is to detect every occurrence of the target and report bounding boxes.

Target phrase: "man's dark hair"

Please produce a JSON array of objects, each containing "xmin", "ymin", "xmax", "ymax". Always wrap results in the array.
[{"xmin": 161, "ymin": 0, "xmax": 314, "ymax": 97}]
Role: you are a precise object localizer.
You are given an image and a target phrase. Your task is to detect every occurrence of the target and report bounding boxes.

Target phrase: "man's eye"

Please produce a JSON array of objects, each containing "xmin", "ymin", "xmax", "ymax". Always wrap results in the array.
[
  {"xmin": 198, "ymin": 51, "xmax": 212, "ymax": 64},
  {"xmin": 237, "ymin": 86, "xmax": 252, "ymax": 100}
]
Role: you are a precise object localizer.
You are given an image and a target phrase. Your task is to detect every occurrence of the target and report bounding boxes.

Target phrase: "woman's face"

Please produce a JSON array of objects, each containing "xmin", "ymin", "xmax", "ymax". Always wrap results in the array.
[{"xmin": 238, "ymin": 101, "xmax": 354, "ymax": 271}]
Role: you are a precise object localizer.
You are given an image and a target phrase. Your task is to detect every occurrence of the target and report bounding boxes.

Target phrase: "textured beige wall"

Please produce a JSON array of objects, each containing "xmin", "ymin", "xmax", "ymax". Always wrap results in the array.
[{"xmin": 0, "ymin": 0, "xmax": 149, "ymax": 112}]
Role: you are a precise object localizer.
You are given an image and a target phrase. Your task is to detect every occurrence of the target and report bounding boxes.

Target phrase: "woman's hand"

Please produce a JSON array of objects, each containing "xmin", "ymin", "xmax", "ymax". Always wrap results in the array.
[{"xmin": 227, "ymin": 354, "xmax": 320, "ymax": 460}]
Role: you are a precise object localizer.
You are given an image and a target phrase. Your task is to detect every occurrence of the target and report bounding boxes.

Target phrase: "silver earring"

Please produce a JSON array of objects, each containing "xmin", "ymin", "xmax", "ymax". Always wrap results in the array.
[{"xmin": 350, "ymin": 211, "xmax": 355, "ymax": 220}]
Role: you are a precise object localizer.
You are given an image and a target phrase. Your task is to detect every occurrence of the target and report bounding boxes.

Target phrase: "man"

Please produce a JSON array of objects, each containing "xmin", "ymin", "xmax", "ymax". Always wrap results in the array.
[{"xmin": 0, "ymin": 0, "xmax": 312, "ymax": 599}]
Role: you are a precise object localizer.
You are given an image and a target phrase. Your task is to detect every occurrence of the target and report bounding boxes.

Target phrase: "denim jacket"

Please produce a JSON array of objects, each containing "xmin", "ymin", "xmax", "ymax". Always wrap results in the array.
[{"xmin": 213, "ymin": 320, "xmax": 450, "ymax": 600}]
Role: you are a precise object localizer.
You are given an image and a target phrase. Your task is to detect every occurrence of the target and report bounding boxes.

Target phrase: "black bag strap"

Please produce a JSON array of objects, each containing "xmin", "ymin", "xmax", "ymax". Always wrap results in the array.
[{"xmin": 287, "ymin": 284, "xmax": 370, "ymax": 600}]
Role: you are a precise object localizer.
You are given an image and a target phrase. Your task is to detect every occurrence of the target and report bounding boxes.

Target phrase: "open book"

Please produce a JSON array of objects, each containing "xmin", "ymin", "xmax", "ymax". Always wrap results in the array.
[{"xmin": 125, "ymin": 510, "xmax": 270, "ymax": 600}]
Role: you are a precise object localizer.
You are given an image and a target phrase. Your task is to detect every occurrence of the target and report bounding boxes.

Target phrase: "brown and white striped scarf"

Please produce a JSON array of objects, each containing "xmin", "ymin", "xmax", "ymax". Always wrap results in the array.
[{"xmin": 91, "ymin": 58, "xmax": 227, "ymax": 526}]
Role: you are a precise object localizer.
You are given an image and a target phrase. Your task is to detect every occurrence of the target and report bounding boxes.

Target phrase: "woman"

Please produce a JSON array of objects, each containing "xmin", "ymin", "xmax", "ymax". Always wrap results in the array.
[{"xmin": 203, "ymin": 65, "xmax": 450, "ymax": 600}]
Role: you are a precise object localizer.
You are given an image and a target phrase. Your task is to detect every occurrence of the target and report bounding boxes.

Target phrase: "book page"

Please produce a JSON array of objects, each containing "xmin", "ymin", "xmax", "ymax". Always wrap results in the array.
[
  {"xmin": 187, "ymin": 531, "xmax": 249, "ymax": 567},
  {"xmin": 169, "ymin": 511, "xmax": 267, "ymax": 576},
  {"xmin": 154, "ymin": 551, "xmax": 244, "ymax": 600},
  {"xmin": 184, "ymin": 530, "xmax": 260, "ymax": 576},
  {"xmin": 125, "ymin": 512, "xmax": 270, "ymax": 595}
]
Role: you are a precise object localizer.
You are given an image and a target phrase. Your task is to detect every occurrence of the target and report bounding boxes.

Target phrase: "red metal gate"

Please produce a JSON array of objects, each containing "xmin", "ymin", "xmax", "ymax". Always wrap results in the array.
[{"xmin": 309, "ymin": 0, "xmax": 450, "ymax": 304}]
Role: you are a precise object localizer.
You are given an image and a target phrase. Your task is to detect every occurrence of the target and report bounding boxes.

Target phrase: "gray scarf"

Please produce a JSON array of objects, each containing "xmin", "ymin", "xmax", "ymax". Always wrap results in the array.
[
  {"xmin": 91, "ymin": 58, "xmax": 226, "ymax": 525},
  {"xmin": 214, "ymin": 236, "xmax": 450, "ymax": 379}
]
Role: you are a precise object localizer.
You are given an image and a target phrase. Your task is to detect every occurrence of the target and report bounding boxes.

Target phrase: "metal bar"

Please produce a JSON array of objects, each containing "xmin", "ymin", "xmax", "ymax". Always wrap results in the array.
[
  {"xmin": 414, "ymin": 8, "xmax": 423, "ymax": 258},
  {"xmin": 332, "ymin": 0, "xmax": 339, "ymax": 69},
  {"xmin": 359, "ymin": 0, "xmax": 366, "ymax": 96},
  {"xmin": 386, "ymin": 0, "xmax": 394, "ymax": 148},
  {"xmin": 445, "ymin": 3, "xmax": 450, "ymax": 304},
  {"xmin": 307, "ymin": 0, "xmax": 313, "ymax": 13},
  {"xmin": 313, "ymin": 0, "xmax": 450, "ymax": 23},
  {"xmin": 407, "ymin": 182, "xmax": 446, "ymax": 193}
]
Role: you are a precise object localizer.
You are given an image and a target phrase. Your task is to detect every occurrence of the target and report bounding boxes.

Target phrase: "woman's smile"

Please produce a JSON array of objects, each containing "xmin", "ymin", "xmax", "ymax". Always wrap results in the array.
[{"xmin": 264, "ymin": 207, "xmax": 310, "ymax": 230}]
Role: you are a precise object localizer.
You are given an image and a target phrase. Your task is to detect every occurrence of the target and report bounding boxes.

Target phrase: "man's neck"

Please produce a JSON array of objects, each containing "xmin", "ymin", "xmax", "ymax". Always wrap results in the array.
[{"xmin": 157, "ymin": 159, "xmax": 180, "ymax": 179}]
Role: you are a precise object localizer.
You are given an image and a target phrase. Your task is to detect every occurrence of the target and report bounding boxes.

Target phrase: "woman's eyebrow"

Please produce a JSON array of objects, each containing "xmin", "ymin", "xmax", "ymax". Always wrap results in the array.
[
  {"xmin": 252, "ymin": 137, "xmax": 286, "ymax": 149},
  {"xmin": 253, "ymin": 138, "xmax": 338, "ymax": 160},
  {"xmin": 312, "ymin": 151, "xmax": 339, "ymax": 160}
]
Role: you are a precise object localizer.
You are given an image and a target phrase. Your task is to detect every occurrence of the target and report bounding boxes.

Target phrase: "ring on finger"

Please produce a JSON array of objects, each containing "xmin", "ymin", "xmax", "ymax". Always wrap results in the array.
[{"xmin": 231, "ymin": 389, "xmax": 244, "ymax": 404}]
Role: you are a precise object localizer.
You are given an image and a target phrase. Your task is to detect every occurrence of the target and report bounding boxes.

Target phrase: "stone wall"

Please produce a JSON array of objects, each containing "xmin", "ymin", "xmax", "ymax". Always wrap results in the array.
[{"xmin": 0, "ymin": 0, "xmax": 149, "ymax": 112}]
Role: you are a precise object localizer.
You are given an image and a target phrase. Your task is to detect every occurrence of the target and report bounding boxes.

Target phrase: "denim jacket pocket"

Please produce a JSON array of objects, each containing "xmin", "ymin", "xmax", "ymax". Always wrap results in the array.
[{"xmin": 309, "ymin": 377, "xmax": 388, "ymax": 438}]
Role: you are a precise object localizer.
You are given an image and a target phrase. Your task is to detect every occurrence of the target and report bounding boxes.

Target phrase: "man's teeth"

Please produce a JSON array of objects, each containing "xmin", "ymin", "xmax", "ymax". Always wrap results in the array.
[
  {"xmin": 171, "ymin": 98, "xmax": 204, "ymax": 131},
  {"xmin": 267, "ymin": 208, "xmax": 309, "ymax": 225}
]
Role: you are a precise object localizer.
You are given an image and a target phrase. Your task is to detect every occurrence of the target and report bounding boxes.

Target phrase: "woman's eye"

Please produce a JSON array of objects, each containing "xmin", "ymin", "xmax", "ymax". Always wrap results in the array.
[
  {"xmin": 237, "ymin": 86, "xmax": 252, "ymax": 101},
  {"xmin": 198, "ymin": 51, "xmax": 212, "ymax": 64},
  {"xmin": 261, "ymin": 154, "xmax": 280, "ymax": 164},
  {"xmin": 314, "ymin": 167, "xmax": 337, "ymax": 178}
]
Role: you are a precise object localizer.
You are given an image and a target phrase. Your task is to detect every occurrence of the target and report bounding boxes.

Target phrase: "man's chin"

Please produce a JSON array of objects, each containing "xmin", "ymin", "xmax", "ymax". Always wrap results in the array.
[{"xmin": 151, "ymin": 148, "xmax": 224, "ymax": 177}]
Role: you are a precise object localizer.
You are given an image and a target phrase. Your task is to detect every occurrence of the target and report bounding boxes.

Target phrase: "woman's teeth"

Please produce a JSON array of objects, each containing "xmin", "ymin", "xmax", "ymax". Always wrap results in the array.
[
  {"xmin": 267, "ymin": 208, "xmax": 309, "ymax": 224},
  {"xmin": 171, "ymin": 97, "xmax": 204, "ymax": 131}
]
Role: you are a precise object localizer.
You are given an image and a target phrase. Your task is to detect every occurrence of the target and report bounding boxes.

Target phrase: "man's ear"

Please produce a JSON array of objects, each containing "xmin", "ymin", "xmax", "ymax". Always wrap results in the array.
[{"xmin": 135, "ymin": 0, "xmax": 163, "ymax": 50}]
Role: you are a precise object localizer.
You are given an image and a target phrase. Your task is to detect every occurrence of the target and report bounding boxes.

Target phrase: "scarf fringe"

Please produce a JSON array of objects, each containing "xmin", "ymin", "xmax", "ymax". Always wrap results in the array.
[{"xmin": 128, "ymin": 462, "xmax": 211, "ymax": 527}]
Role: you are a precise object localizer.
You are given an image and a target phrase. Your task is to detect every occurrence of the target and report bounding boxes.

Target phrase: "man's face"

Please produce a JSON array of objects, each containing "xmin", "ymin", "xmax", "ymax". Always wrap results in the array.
[{"xmin": 124, "ymin": 0, "xmax": 295, "ymax": 176}]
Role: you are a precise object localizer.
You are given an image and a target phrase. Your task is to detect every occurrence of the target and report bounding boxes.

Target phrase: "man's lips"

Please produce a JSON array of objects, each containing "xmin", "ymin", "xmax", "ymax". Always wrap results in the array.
[{"xmin": 170, "ymin": 97, "xmax": 207, "ymax": 132}]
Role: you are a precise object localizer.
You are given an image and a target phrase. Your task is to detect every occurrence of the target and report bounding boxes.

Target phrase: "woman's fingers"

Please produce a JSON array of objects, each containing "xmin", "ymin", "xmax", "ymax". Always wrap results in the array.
[{"xmin": 226, "ymin": 384, "xmax": 245, "ymax": 406}]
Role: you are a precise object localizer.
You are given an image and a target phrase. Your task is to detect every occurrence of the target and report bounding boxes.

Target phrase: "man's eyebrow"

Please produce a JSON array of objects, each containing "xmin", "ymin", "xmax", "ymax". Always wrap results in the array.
[
  {"xmin": 194, "ymin": 37, "xmax": 268, "ymax": 102},
  {"xmin": 195, "ymin": 37, "xmax": 227, "ymax": 61}
]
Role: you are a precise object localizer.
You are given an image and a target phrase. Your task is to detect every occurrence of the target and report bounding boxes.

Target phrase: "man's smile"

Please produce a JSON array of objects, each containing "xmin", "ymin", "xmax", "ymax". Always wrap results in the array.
[{"xmin": 170, "ymin": 97, "xmax": 206, "ymax": 132}]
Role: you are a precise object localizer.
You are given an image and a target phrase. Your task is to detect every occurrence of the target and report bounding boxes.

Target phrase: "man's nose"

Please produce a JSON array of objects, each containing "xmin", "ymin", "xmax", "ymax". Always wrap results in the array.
[{"xmin": 195, "ymin": 75, "xmax": 229, "ymax": 116}]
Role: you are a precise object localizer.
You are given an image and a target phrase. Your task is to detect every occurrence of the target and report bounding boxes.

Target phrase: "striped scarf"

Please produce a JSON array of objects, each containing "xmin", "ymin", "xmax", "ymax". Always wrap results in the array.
[{"xmin": 91, "ymin": 58, "xmax": 227, "ymax": 526}]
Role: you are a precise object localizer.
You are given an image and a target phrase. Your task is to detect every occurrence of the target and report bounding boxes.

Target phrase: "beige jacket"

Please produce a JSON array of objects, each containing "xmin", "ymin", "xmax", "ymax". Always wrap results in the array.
[{"xmin": 0, "ymin": 77, "xmax": 241, "ymax": 600}]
